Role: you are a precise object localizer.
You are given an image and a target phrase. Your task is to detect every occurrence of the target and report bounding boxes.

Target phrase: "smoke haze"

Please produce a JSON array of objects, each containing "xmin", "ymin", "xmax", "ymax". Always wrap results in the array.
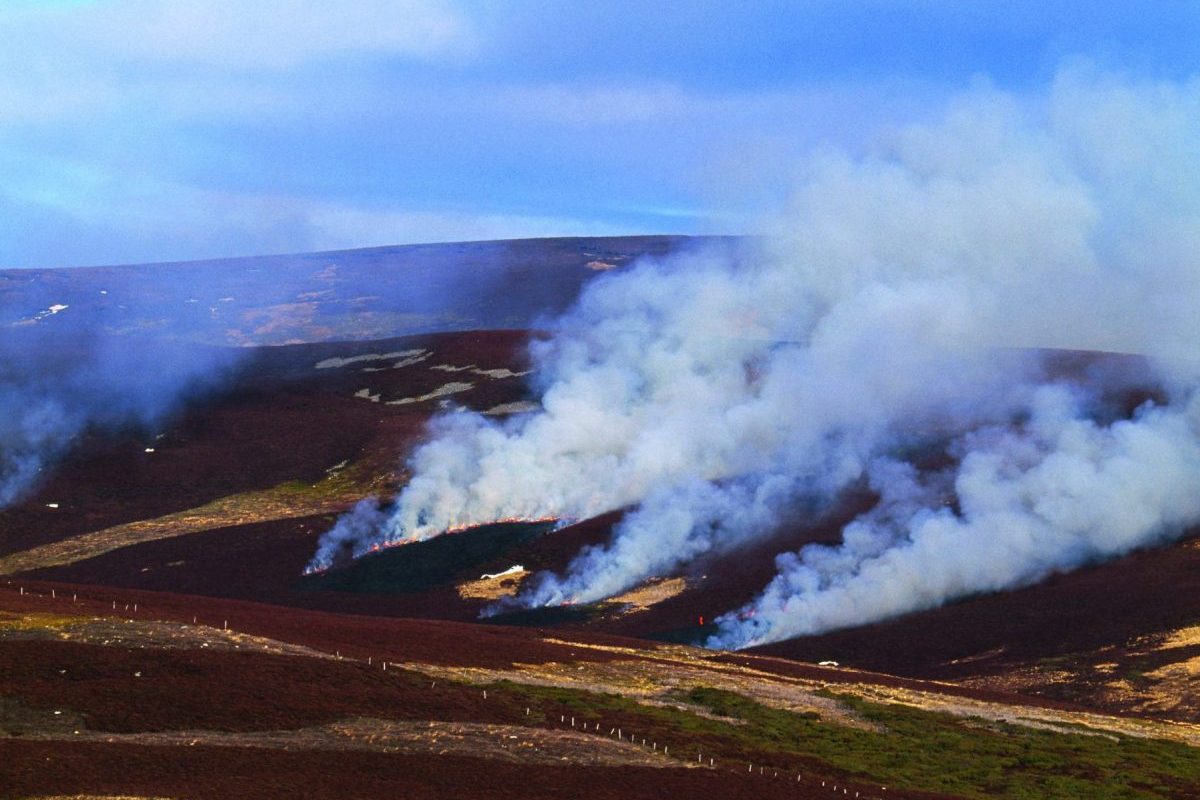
[
  {"xmin": 0, "ymin": 310, "xmax": 239, "ymax": 509},
  {"xmin": 311, "ymin": 67, "xmax": 1200, "ymax": 648}
]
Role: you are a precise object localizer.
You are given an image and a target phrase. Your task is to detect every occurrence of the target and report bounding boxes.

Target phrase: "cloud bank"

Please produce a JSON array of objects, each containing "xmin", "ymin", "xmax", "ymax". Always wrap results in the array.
[
  {"xmin": 311, "ymin": 68, "xmax": 1200, "ymax": 648},
  {"xmin": 15, "ymin": 3, "xmax": 1197, "ymax": 268}
]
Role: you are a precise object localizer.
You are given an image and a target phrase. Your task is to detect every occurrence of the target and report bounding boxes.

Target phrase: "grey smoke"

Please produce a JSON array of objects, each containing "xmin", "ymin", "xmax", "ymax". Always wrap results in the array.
[
  {"xmin": 709, "ymin": 386, "xmax": 1200, "ymax": 648},
  {"xmin": 0, "ymin": 313, "xmax": 238, "ymax": 509},
  {"xmin": 311, "ymin": 67, "xmax": 1200, "ymax": 648}
]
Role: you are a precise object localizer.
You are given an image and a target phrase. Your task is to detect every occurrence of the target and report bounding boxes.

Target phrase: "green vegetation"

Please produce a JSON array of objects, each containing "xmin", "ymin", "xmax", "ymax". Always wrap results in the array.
[
  {"xmin": 688, "ymin": 687, "xmax": 1200, "ymax": 798},
  {"xmin": 270, "ymin": 456, "xmax": 386, "ymax": 502},
  {"xmin": 298, "ymin": 521, "xmax": 555, "ymax": 593},
  {"xmin": 490, "ymin": 680, "xmax": 1200, "ymax": 799}
]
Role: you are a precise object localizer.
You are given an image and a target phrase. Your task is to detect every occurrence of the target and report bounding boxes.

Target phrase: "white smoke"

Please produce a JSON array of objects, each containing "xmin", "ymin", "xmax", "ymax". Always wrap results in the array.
[
  {"xmin": 309, "ymin": 66, "xmax": 1200, "ymax": 649},
  {"xmin": 709, "ymin": 386, "xmax": 1200, "ymax": 648},
  {"xmin": 0, "ymin": 330, "xmax": 238, "ymax": 510}
]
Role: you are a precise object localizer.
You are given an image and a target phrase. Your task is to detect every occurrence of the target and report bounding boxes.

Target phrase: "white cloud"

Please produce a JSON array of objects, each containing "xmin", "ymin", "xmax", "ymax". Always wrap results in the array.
[
  {"xmin": 303, "ymin": 202, "xmax": 635, "ymax": 249},
  {"xmin": 493, "ymin": 83, "xmax": 694, "ymax": 126},
  {"xmin": 3, "ymin": 1, "xmax": 478, "ymax": 71},
  {"xmin": 0, "ymin": 150, "xmax": 636, "ymax": 266},
  {"xmin": 0, "ymin": 0, "xmax": 479, "ymax": 129}
]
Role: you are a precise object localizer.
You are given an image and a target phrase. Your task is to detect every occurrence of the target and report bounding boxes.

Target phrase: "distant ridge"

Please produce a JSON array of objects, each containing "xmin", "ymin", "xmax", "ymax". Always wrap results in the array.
[{"xmin": 0, "ymin": 235, "xmax": 733, "ymax": 346}]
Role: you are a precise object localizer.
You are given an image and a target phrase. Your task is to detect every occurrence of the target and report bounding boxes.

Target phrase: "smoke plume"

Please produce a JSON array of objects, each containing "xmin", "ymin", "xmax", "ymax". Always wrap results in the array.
[
  {"xmin": 0, "ymin": 312, "xmax": 238, "ymax": 509},
  {"xmin": 311, "ymin": 67, "xmax": 1200, "ymax": 648}
]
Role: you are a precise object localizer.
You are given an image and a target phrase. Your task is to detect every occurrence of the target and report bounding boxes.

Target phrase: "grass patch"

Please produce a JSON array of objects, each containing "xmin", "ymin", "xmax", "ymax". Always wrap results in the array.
[
  {"xmin": 0, "ymin": 612, "xmax": 79, "ymax": 631},
  {"xmin": 683, "ymin": 687, "xmax": 1200, "ymax": 799},
  {"xmin": 270, "ymin": 456, "xmax": 384, "ymax": 502},
  {"xmin": 481, "ymin": 680, "xmax": 1200, "ymax": 799}
]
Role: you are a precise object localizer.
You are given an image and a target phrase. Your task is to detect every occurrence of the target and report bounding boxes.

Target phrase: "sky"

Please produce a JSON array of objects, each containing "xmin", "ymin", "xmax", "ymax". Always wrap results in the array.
[{"xmin": 1, "ymin": 1, "xmax": 1198, "ymax": 269}]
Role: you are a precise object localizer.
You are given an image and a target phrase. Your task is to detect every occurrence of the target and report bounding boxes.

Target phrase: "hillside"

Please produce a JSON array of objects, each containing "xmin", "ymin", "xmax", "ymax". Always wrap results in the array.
[
  {"xmin": 0, "ymin": 236, "xmax": 710, "ymax": 346},
  {"xmin": 4, "ymin": 580, "xmax": 1199, "ymax": 800},
  {"xmin": 3, "ymin": 238, "xmax": 1200, "ymax": 798},
  {"xmin": 7, "ymin": 330, "xmax": 1198, "ymax": 727}
]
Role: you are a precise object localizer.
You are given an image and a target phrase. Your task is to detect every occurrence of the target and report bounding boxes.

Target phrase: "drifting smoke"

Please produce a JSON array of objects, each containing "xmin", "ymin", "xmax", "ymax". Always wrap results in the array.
[
  {"xmin": 311, "ymin": 67, "xmax": 1200, "ymax": 648},
  {"xmin": 709, "ymin": 387, "xmax": 1200, "ymax": 648},
  {"xmin": 0, "ymin": 316, "xmax": 238, "ymax": 509}
]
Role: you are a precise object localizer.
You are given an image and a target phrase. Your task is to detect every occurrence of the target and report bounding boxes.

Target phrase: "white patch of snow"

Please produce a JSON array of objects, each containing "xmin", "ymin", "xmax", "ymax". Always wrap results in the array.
[
  {"xmin": 315, "ymin": 349, "xmax": 426, "ymax": 370},
  {"xmin": 361, "ymin": 352, "xmax": 431, "ymax": 372},
  {"xmin": 432, "ymin": 365, "xmax": 530, "ymax": 379},
  {"xmin": 386, "ymin": 382, "xmax": 474, "ymax": 406},
  {"xmin": 473, "ymin": 367, "xmax": 531, "ymax": 379},
  {"xmin": 483, "ymin": 401, "xmax": 540, "ymax": 416}
]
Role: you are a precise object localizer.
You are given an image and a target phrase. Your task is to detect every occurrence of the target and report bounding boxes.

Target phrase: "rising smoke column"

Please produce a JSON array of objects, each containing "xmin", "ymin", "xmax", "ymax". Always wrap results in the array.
[
  {"xmin": 308, "ymin": 246, "xmax": 1038, "ymax": 571},
  {"xmin": 311, "ymin": 67, "xmax": 1200, "ymax": 648}
]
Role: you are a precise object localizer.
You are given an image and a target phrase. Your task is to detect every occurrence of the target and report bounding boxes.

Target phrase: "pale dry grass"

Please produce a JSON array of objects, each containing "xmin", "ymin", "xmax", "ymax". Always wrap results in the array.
[
  {"xmin": 1158, "ymin": 624, "xmax": 1200, "ymax": 650},
  {"xmin": 397, "ymin": 649, "xmax": 879, "ymax": 731},
  {"xmin": 0, "ymin": 613, "xmax": 331, "ymax": 659},
  {"xmin": 457, "ymin": 569, "xmax": 529, "ymax": 600},
  {"xmin": 20, "ymin": 717, "xmax": 685, "ymax": 768},
  {"xmin": 0, "ymin": 611, "xmax": 79, "ymax": 630},
  {"xmin": 0, "ymin": 468, "xmax": 378, "ymax": 576},
  {"xmin": 1138, "ymin": 661, "xmax": 1200, "ymax": 717},
  {"xmin": 398, "ymin": 637, "xmax": 1200, "ymax": 746},
  {"xmin": 609, "ymin": 577, "xmax": 689, "ymax": 612}
]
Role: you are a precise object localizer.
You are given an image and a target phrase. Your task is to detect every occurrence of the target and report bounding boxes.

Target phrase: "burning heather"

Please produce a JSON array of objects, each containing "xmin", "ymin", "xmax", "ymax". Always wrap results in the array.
[{"xmin": 310, "ymin": 68, "xmax": 1200, "ymax": 648}]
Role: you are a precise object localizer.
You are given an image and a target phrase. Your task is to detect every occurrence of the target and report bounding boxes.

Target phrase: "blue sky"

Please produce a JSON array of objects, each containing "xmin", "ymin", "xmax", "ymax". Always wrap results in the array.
[{"xmin": 1, "ymin": 1, "xmax": 1198, "ymax": 268}]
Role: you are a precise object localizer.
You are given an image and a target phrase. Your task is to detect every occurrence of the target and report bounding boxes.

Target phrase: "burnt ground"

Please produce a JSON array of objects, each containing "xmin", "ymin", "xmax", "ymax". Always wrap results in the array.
[{"xmin": 10, "ymin": 495, "xmax": 856, "ymax": 626}]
